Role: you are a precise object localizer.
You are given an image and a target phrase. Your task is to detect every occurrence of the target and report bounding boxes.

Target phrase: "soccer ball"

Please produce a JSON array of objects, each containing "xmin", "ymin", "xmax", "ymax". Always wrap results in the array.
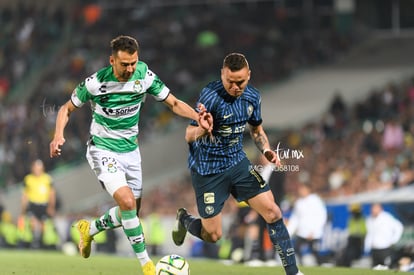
[
  {"xmin": 61, "ymin": 242, "xmax": 77, "ymax": 256},
  {"xmin": 155, "ymin": 254, "xmax": 190, "ymax": 275}
]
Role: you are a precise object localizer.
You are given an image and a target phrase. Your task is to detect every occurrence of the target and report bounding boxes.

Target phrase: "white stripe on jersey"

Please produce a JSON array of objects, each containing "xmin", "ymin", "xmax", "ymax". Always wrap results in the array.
[
  {"xmin": 85, "ymin": 75, "xmax": 147, "ymax": 96},
  {"xmin": 154, "ymin": 86, "xmax": 170, "ymax": 101},
  {"xmin": 71, "ymin": 89, "xmax": 83, "ymax": 108},
  {"xmin": 142, "ymin": 68, "xmax": 170, "ymax": 101}
]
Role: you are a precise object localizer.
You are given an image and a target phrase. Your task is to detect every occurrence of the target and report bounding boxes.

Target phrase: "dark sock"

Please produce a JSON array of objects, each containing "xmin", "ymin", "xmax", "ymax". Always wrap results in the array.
[
  {"xmin": 267, "ymin": 219, "xmax": 299, "ymax": 275},
  {"xmin": 181, "ymin": 214, "xmax": 203, "ymax": 240}
]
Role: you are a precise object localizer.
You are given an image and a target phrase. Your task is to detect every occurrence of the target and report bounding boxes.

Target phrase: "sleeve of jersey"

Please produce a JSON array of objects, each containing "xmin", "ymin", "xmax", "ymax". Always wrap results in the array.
[
  {"xmin": 71, "ymin": 81, "xmax": 92, "ymax": 108},
  {"xmin": 146, "ymin": 70, "xmax": 170, "ymax": 101},
  {"xmin": 248, "ymin": 92, "xmax": 263, "ymax": 126}
]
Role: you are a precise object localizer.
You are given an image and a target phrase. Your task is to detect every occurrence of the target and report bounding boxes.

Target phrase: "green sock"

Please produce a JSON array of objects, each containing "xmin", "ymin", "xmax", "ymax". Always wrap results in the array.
[
  {"xmin": 121, "ymin": 209, "xmax": 150, "ymax": 265},
  {"xmin": 90, "ymin": 206, "xmax": 121, "ymax": 236}
]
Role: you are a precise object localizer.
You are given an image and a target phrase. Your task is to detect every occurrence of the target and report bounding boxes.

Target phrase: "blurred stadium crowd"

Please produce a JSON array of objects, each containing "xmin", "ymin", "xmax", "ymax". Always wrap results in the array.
[
  {"xmin": 279, "ymin": 77, "xmax": 414, "ymax": 199},
  {"xmin": 0, "ymin": 0, "xmax": 414, "ymax": 270},
  {"xmin": 0, "ymin": 0, "xmax": 353, "ymax": 188}
]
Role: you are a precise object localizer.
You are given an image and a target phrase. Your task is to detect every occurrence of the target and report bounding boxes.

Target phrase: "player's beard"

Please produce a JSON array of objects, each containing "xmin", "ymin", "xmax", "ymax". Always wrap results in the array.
[{"xmin": 122, "ymin": 71, "xmax": 132, "ymax": 81}]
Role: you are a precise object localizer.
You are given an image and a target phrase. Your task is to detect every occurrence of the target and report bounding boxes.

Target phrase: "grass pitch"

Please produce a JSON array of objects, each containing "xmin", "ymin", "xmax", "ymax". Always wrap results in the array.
[{"xmin": 0, "ymin": 249, "xmax": 402, "ymax": 275}]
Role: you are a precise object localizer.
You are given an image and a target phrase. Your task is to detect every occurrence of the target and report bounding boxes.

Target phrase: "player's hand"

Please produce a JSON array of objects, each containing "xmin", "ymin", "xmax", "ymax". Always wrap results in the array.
[
  {"xmin": 197, "ymin": 103, "xmax": 213, "ymax": 134},
  {"xmin": 264, "ymin": 149, "xmax": 281, "ymax": 167},
  {"xmin": 50, "ymin": 137, "xmax": 65, "ymax": 158}
]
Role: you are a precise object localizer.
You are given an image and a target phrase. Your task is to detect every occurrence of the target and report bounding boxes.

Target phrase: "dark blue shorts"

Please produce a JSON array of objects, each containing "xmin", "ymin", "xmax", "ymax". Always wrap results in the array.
[{"xmin": 190, "ymin": 157, "xmax": 270, "ymax": 218}]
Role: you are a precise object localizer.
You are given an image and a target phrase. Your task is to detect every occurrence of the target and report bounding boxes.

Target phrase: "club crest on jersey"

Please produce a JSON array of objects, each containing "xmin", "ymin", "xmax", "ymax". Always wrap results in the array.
[
  {"xmin": 247, "ymin": 104, "xmax": 253, "ymax": 116},
  {"xmin": 134, "ymin": 80, "xmax": 143, "ymax": 93},
  {"xmin": 205, "ymin": 206, "xmax": 214, "ymax": 215}
]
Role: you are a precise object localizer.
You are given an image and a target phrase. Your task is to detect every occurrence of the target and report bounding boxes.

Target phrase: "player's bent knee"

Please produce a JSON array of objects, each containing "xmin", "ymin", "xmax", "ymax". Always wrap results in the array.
[
  {"xmin": 113, "ymin": 186, "xmax": 136, "ymax": 210},
  {"xmin": 119, "ymin": 197, "xmax": 136, "ymax": 210},
  {"xmin": 262, "ymin": 207, "xmax": 283, "ymax": 224}
]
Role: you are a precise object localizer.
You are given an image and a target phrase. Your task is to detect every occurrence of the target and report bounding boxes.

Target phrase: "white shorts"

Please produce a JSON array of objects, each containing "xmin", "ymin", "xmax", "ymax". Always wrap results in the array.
[{"xmin": 86, "ymin": 144, "xmax": 143, "ymax": 198}]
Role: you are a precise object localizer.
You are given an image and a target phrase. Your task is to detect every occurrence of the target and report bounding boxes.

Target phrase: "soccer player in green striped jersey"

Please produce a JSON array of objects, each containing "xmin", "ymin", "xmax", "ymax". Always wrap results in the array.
[{"xmin": 50, "ymin": 35, "xmax": 211, "ymax": 275}]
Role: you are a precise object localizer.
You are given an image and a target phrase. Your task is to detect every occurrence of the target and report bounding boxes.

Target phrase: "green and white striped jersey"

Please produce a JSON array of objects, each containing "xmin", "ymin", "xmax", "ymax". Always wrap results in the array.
[{"xmin": 71, "ymin": 61, "xmax": 170, "ymax": 153}]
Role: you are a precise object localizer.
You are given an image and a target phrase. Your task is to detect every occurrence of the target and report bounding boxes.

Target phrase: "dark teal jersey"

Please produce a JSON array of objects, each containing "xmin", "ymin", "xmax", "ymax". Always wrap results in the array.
[{"xmin": 188, "ymin": 80, "xmax": 262, "ymax": 175}]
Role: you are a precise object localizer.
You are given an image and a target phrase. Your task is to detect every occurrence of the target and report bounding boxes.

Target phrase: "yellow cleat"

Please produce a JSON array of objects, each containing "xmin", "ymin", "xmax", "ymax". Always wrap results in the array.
[
  {"xmin": 142, "ymin": 260, "xmax": 155, "ymax": 275},
  {"xmin": 75, "ymin": 219, "xmax": 93, "ymax": 258}
]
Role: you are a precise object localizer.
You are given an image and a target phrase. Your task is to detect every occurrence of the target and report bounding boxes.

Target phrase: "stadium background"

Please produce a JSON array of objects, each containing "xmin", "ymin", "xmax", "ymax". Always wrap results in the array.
[{"xmin": 0, "ymin": 0, "xmax": 414, "ymax": 267}]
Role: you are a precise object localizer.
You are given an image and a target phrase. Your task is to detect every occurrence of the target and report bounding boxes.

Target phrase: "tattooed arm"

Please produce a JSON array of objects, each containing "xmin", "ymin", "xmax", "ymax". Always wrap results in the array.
[{"xmin": 249, "ymin": 124, "xmax": 279, "ymax": 165}]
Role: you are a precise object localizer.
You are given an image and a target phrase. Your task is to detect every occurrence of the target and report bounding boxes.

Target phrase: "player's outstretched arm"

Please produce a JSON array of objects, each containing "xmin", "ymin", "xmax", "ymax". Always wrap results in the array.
[
  {"xmin": 163, "ymin": 93, "xmax": 199, "ymax": 121},
  {"xmin": 249, "ymin": 124, "xmax": 280, "ymax": 165},
  {"xmin": 163, "ymin": 94, "xmax": 213, "ymax": 133},
  {"xmin": 49, "ymin": 100, "xmax": 77, "ymax": 158}
]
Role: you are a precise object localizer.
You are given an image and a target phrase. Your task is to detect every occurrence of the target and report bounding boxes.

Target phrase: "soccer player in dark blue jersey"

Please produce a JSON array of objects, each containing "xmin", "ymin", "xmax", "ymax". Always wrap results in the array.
[{"xmin": 173, "ymin": 53, "xmax": 303, "ymax": 275}]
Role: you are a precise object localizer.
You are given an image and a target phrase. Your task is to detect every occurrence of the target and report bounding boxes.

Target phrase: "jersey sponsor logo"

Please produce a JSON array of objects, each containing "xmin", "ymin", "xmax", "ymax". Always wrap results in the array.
[
  {"xmin": 102, "ymin": 108, "xmax": 112, "ymax": 116},
  {"xmin": 218, "ymin": 125, "xmax": 232, "ymax": 137},
  {"xmin": 102, "ymin": 104, "xmax": 140, "ymax": 117},
  {"xmin": 234, "ymin": 125, "xmax": 245, "ymax": 133},
  {"xmin": 217, "ymin": 125, "xmax": 245, "ymax": 138},
  {"xmin": 99, "ymin": 84, "xmax": 108, "ymax": 93},
  {"xmin": 204, "ymin": 192, "xmax": 215, "ymax": 204}
]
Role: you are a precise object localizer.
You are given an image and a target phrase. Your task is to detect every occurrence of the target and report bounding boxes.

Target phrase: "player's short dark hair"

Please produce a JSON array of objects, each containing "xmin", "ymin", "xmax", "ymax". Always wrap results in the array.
[
  {"xmin": 223, "ymin": 53, "xmax": 249, "ymax": 71},
  {"xmin": 110, "ymin": 35, "xmax": 139, "ymax": 55}
]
